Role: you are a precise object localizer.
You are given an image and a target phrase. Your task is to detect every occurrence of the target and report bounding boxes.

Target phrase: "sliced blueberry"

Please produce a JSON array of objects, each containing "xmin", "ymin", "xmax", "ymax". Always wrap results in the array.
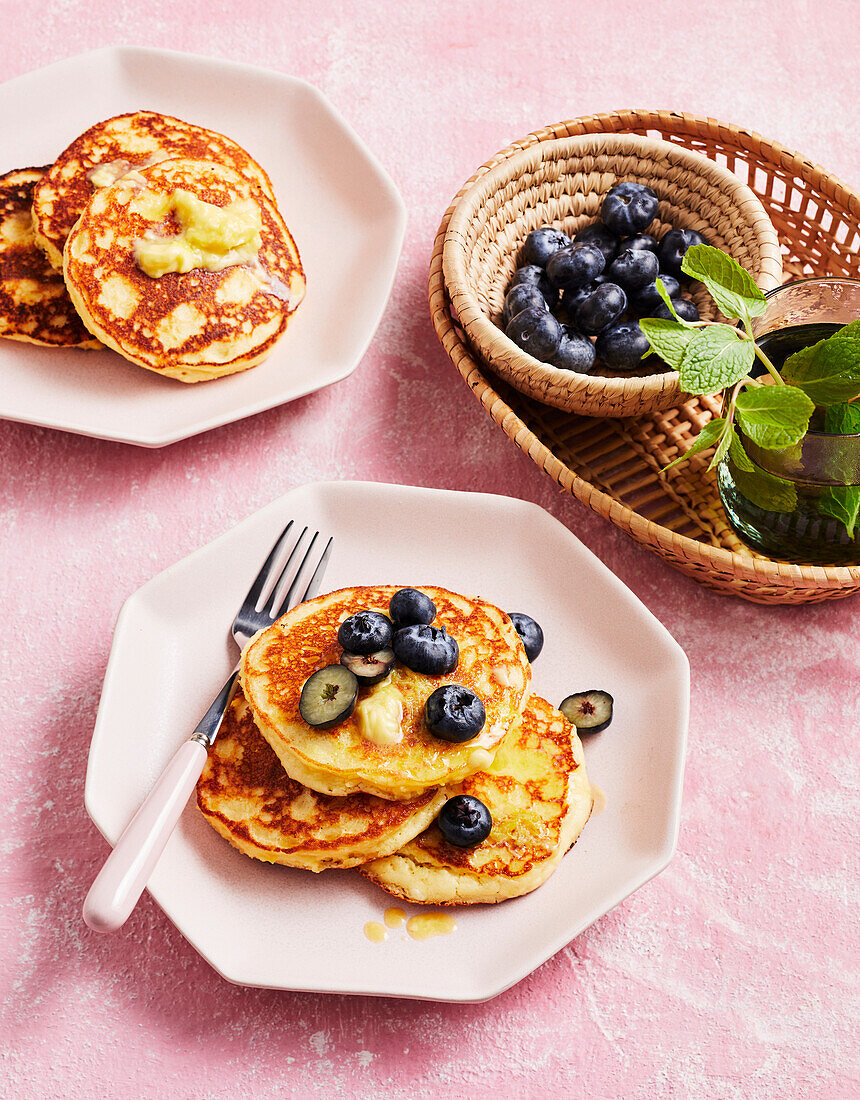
[
  {"xmin": 522, "ymin": 227, "xmax": 571, "ymax": 268},
  {"xmin": 575, "ymin": 282, "xmax": 627, "ymax": 335},
  {"xmin": 551, "ymin": 329, "xmax": 597, "ymax": 373},
  {"xmin": 509, "ymin": 265, "xmax": 559, "ymax": 310},
  {"xmin": 572, "ymin": 223, "xmax": 620, "ymax": 266},
  {"xmin": 546, "ymin": 244, "xmax": 605, "ymax": 292},
  {"xmin": 601, "ymin": 182, "xmax": 659, "ymax": 236},
  {"xmin": 620, "ymin": 234, "xmax": 659, "ymax": 255},
  {"xmin": 503, "ymin": 283, "xmax": 546, "ymax": 326},
  {"xmin": 393, "ymin": 624, "xmax": 459, "ymax": 676},
  {"xmin": 299, "ymin": 665, "xmax": 359, "ymax": 729},
  {"xmin": 631, "ymin": 275, "xmax": 681, "ymax": 312},
  {"xmin": 437, "ymin": 795, "xmax": 492, "ymax": 847},
  {"xmin": 340, "ymin": 647, "xmax": 395, "ymax": 686},
  {"xmin": 337, "ymin": 611, "xmax": 393, "ymax": 655},
  {"xmin": 507, "ymin": 612, "xmax": 544, "ymax": 661},
  {"xmin": 425, "ymin": 684, "xmax": 486, "ymax": 742},
  {"xmin": 659, "ymin": 228, "xmax": 707, "ymax": 279},
  {"xmin": 389, "ymin": 587, "xmax": 436, "ymax": 628},
  {"xmin": 595, "ymin": 320, "xmax": 651, "ymax": 371},
  {"xmin": 559, "ymin": 690, "xmax": 614, "ymax": 733},
  {"xmin": 505, "ymin": 306, "xmax": 562, "ymax": 361},
  {"xmin": 607, "ymin": 247, "xmax": 659, "ymax": 293},
  {"xmin": 654, "ymin": 298, "xmax": 700, "ymax": 322}
]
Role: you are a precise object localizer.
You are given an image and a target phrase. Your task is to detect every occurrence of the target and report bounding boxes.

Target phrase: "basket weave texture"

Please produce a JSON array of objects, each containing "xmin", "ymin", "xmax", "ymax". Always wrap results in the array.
[
  {"xmin": 442, "ymin": 131, "xmax": 783, "ymax": 417},
  {"xmin": 429, "ymin": 111, "xmax": 860, "ymax": 605}
]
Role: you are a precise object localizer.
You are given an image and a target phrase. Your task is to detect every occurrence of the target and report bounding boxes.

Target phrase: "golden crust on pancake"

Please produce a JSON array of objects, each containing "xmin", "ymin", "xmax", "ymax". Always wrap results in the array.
[
  {"xmin": 360, "ymin": 694, "xmax": 593, "ymax": 904},
  {"xmin": 241, "ymin": 585, "xmax": 531, "ymax": 801},
  {"xmin": 0, "ymin": 167, "xmax": 100, "ymax": 348},
  {"xmin": 62, "ymin": 157, "xmax": 305, "ymax": 383},
  {"xmin": 32, "ymin": 110, "xmax": 276, "ymax": 269},
  {"xmin": 197, "ymin": 689, "xmax": 446, "ymax": 870}
]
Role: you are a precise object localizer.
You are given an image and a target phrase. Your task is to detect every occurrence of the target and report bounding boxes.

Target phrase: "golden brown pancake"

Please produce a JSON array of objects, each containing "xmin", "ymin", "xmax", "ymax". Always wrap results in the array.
[
  {"xmin": 241, "ymin": 585, "xmax": 531, "ymax": 801},
  {"xmin": 361, "ymin": 694, "xmax": 593, "ymax": 904},
  {"xmin": 32, "ymin": 110, "xmax": 276, "ymax": 269},
  {"xmin": 63, "ymin": 157, "xmax": 305, "ymax": 383},
  {"xmin": 197, "ymin": 688, "xmax": 447, "ymax": 870},
  {"xmin": 0, "ymin": 167, "xmax": 99, "ymax": 348}
]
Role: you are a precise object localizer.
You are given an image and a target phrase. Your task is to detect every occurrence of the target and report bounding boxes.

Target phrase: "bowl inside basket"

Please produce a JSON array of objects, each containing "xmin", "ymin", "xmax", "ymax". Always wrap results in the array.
[{"xmin": 443, "ymin": 132, "xmax": 783, "ymax": 418}]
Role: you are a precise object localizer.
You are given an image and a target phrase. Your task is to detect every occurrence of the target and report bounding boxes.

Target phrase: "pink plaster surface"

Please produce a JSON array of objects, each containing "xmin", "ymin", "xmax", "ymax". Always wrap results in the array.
[{"xmin": 1, "ymin": 2, "xmax": 858, "ymax": 1097}]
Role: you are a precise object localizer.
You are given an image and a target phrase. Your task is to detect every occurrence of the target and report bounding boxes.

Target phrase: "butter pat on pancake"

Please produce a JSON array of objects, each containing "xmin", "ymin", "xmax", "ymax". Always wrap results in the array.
[
  {"xmin": 0, "ymin": 168, "xmax": 100, "ymax": 348},
  {"xmin": 32, "ymin": 110, "xmax": 276, "ymax": 269},
  {"xmin": 241, "ymin": 585, "xmax": 531, "ymax": 801},
  {"xmin": 62, "ymin": 158, "xmax": 305, "ymax": 383},
  {"xmin": 360, "ymin": 694, "xmax": 593, "ymax": 904},
  {"xmin": 197, "ymin": 689, "xmax": 446, "ymax": 870}
]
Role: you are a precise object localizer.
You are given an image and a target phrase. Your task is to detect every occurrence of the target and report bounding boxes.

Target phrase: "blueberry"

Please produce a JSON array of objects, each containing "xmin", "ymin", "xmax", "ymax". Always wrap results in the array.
[
  {"xmin": 425, "ymin": 684, "xmax": 486, "ymax": 742},
  {"xmin": 654, "ymin": 298, "xmax": 700, "ymax": 322},
  {"xmin": 621, "ymin": 234, "xmax": 659, "ymax": 255},
  {"xmin": 551, "ymin": 329, "xmax": 597, "ymax": 373},
  {"xmin": 509, "ymin": 265, "xmax": 559, "ymax": 310},
  {"xmin": 522, "ymin": 227, "xmax": 570, "ymax": 268},
  {"xmin": 572, "ymin": 223, "xmax": 619, "ymax": 266},
  {"xmin": 299, "ymin": 665, "xmax": 359, "ymax": 729},
  {"xmin": 393, "ymin": 624, "xmax": 459, "ymax": 676},
  {"xmin": 595, "ymin": 320, "xmax": 651, "ymax": 371},
  {"xmin": 389, "ymin": 587, "xmax": 436, "ymax": 628},
  {"xmin": 337, "ymin": 611, "xmax": 393, "ymax": 655},
  {"xmin": 505, "ymin": 306, "xmax": 562, "ymax": 361},
  {"xmin": 607, "ymin": 247, "xmax": 659, "ymax": 293},
  {"xmin": 507, "ymin": 612, "xmax": 544, "ymax": 661},
  {"xmin": 575, "ymin": 282, "xmax": 627, "ymax": 335},
  {"xmin": 659, "ymin": 228, "xmax": 707, "ymax": 278},
  {"xmin": 340, "ymin": 647, "xmax": 395, "ymax": 686},
  {"xmin": 557, "ymin": 282, "xmax": 597, "ymax": 322},
  {"xmin": 601, "ymin": 182, "xmax": 659, "ymax": 236},
  {"xmin": 437, "ymin": 795, "xmax": 492, "ymax": 847},
  {"xmin": 502, "ymin": 283, "xmax": 547, "ymax": 326},
  {"xmin": 546, "ymin": 244, "xmax": 605, "ymax": 292},
  {"xmin": 631, "ymin": 275, "xmax": 681, "ymax": 312}
]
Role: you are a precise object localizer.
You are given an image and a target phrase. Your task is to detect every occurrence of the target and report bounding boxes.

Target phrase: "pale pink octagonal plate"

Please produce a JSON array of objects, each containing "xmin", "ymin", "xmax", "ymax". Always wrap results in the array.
[
  {"xmin": 0, "ymin": 48, "xmax": 406, "ymax": 446},
  {"xmin": 85, "ymin": 481, "xmax": 689, "ymax": 1001}
]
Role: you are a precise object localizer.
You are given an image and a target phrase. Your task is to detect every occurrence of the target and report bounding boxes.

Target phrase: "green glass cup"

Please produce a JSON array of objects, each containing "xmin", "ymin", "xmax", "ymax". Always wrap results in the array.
[{"xmin": 716, "ymin": 277, "xmax": 860, "ymax": 565}]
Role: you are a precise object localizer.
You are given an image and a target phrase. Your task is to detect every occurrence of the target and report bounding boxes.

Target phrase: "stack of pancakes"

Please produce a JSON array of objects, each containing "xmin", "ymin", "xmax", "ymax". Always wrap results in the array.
[
  {"xmin": 198, "ymin": 584, "xmax": 593, "ymax": 906},
  {"xmin": 0, "ymin": 111, "xmax": 304, "ymax": 381}
]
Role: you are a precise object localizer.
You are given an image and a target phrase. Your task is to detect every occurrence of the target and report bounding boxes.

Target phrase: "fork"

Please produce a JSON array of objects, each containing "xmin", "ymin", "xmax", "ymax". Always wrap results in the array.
[{"xmin": 82, "ymin": 520, "xmax": 333, "ymax": 934}]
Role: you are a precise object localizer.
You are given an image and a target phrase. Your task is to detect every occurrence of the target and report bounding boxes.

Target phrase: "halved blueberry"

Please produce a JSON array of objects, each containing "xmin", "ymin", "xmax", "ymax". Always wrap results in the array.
[
  {"xmin": 437, "ymin": 795, "xmax": 493, "ymax": 847},
  {"xmin": 299, "ymin": 665, "xmax": 359, "ymax": 729},
  {"xmin": 389, "ymin": 587, "xmax": 437, "ymax": 628},
  {"xmin": 340, "ymin": 647, "xmax": 395, "ymax": 686},
  {"xmin": 393, "ymin": 624, "xmax": 459, "ymax": 676},
  {"xmin": 337, "ymin": 611, "xmax": 393, "ymax": 655},
  {"xmin": 559, "ymin": 690, "xmax": 614, "ymax": 733},
  {"xmin": 507, "ymin": 612, "xmax": 544, "ymax": 662},
  {"xmin": 425, "ymin": 684, "xmax": 486, "ymax": 742}
]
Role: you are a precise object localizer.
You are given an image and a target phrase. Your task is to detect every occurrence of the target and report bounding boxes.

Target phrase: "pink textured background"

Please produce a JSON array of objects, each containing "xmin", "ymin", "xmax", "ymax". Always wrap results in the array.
[{"xmin": 2, "ymin": 2, "xmax": 858, "ymax": 1097}]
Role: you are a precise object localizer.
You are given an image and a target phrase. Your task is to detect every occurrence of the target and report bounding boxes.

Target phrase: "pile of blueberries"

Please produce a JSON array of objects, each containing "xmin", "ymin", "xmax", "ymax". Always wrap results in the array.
[{"xmin": 502, "ymin": 181, "xmax": 706, "ymax": 373}]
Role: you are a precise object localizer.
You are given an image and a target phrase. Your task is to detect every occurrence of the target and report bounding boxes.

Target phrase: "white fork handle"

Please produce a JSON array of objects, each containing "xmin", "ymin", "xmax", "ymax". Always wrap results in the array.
[{"xmin": 83, "ymin": 739, "xmax": 208, "ymax": 933}]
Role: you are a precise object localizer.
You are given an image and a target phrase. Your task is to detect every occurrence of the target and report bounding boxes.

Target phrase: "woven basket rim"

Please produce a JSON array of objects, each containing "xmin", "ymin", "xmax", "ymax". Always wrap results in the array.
[
  {"xmin": 442, "ymin": 130, "xmax": 783, "ymax": 413},
  {"xmin": 429, "ymin": 111, "xmax": 860, "ymax": 594}
]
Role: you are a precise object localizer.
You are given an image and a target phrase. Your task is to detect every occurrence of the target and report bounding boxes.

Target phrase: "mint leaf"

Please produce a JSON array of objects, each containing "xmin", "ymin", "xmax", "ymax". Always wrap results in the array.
[
  {"xmin": 819, "ymin": 486, "xmax": 860, "ymax": 539},
  {"xmin": 663, "ymin": 417, "xmax": 727, "ymax": 471},
  {"xmin": 677, "ymin": 325, "xmax": 755, "ymax": 394},
  {"xmin": 654, "ymin": 278, "xmax": 690, "ymax": 323},
  {"xmin": 732, "ymin": 467, "xmax": 798, "ymax": 513},
  {"xmin": 735, "ymin": 385, "xmax": 813, "ymax": 448},
  {"xmin": 639, "ymin": 317, "xmax": 695, "ymax": 371},
  {"xmin": 824, "ymin": 400, "xmax": 860, "ymax": 435},
  {"xmin": 781, "ymin": 322, "xmax": 860, "ymax": 405},
  {"xmin": 680, "ymin": 244, "xmax": 767, "ymax": 321},
  {"xmin": 728, "ymin": 429, "xmax": 755, "ymax": 472},
  {"xmin": 711, "ymin": 419, "xmax": 734, "ymax": 470}
]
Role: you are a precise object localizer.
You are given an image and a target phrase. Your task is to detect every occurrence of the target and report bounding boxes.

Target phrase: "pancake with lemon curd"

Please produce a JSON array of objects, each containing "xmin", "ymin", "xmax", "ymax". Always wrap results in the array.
[
  {"xmin": 0, "ymin": 168, "xmax": 100, "ymax": 348},
  {"xmin": 360, "ymin": 694, "xmax": 593, "ymax": 904},
  {"xmin": 240, "ymin": 585, "xmax": 531, "ymax": 802},
  {"xmin": 32, "ymin": 110, "xmax": 276, "ymax": 269},
  {"xmin": 196, "ymin": 688, "xmax": 446, "ymax": 871},
  {"xmin": 62, "ymin": 157, "xmax": 305, "ymax": 382}
]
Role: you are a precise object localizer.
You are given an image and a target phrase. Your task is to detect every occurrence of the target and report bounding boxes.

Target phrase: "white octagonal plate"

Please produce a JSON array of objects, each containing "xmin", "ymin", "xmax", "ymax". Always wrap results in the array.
[
  {"xmin": 86, "ymin": 482, "xmax": 689, "ymax": 1001},
  {"xmin": 0, "ymin": 48, "xmax": 405, "ymax": 446}
]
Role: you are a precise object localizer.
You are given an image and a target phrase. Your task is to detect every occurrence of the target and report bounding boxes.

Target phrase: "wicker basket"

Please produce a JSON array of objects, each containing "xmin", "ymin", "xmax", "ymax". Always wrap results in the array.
[
  {"xmin": 442, "ymin": 131, "xmax": 783, "ymax": 417},
  {"xmin": 429, "ymin": 111, "xmax": 860, "ymax": 605}
]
